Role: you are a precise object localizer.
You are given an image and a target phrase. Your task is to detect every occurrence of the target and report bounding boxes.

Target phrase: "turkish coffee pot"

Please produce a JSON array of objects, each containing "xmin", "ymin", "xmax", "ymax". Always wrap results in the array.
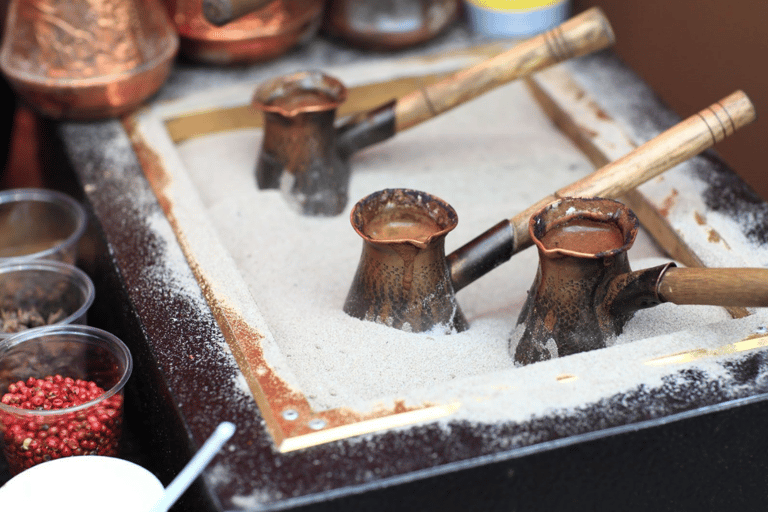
[
  {"xmin": 513, "ymin": 197, "xmax": 768, "ymax": 365},
  {"xmin": 344, "ymin": 188, "xmax": 468, "ymax": 334}
]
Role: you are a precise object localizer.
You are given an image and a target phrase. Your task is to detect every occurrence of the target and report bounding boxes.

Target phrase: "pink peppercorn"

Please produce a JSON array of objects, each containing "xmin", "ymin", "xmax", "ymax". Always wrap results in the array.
[{"xmin": 0, "ymin": 375, "xmax": 124, "ymax": 475}]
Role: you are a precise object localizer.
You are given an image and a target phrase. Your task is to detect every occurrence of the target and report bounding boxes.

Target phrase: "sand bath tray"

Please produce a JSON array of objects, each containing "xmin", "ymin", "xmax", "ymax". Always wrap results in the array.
[{"xmin": 125, "ymin": 47, "xmax": 768, "ymax": 455}]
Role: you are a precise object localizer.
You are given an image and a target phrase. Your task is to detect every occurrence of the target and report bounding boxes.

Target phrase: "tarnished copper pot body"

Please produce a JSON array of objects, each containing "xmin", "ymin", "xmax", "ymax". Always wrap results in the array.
[
  {"xmin": 344, "ymin": 189, "xmax": 468, "ymax": 334},
  {"xmin": 323, "ymin": 0, "xmax": 459, "ymax": 50},
  {"xmin": 0, "ymin": 0, "xmax": 178, "ymax": 120},
  {"xmin": 514, "ymin": 197, "xmax": 657, "ymax": 365},
  {"xmin": 252, "ymin": 71, "xmax": 351, "ymax": 216},
  {"xmin": 251, "ymin": 69, "xmax": 397, "ymax": 216},
  {"xmin": 166, "ymin": 0, "xmax": 324, "ymax": 64},
  {"xmin": 514, "ymin": 196, "xmax": 768, "ymax": 366}
]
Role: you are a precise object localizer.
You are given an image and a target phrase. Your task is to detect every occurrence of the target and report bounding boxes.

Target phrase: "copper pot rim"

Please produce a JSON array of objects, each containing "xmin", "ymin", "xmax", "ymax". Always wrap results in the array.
[
  {"xmin": 252, "ymin": 70, "xmax": 348, "ymax": 116},
  {"xmin": 530, "ymin": 197, "xmax": 638, "ymax": 259},
  {"xmin": 0, "ymin": 35, "xmax": 179, "ymax": 89},
  {"xmin": 350, "ymin": 188, "xmax": 459, "ymax": 248}
]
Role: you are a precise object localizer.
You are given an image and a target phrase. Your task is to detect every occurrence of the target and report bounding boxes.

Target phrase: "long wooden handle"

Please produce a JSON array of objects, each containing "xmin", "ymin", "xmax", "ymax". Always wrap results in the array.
[
  {"xmin": 510, "ymin": 90, "xmax": 757, "ymax": 248},
  {"xmin": 202, "ymin": 0, "xmax": 272, "ymax": 26},
  {"xmin": 659, "ymin": 267, "xmax": 768, "ymax": 307},
  {"xmin": 394, "ymin": 7, "xmax": 615, "ymax": 132},
  {"xmin": 449, "ymin": 91, "xmax": 756, "ymax": 292}
]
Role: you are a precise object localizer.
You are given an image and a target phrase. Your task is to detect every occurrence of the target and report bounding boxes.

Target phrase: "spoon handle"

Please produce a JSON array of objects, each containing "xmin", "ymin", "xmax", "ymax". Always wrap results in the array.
[
  {"xmin": 659, "ymin": 267, "xmax": 768, "ymax": 307},
  {"xmin": 394, "ymin": 7, "xmax": 615, "ymax": 132},
  {"xmin": 150, "ymin": 422, "xmax": 236, "ymax": 512}
]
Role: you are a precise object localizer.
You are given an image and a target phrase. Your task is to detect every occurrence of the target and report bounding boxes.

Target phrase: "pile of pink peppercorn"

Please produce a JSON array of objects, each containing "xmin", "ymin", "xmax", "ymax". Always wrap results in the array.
[{"xmin": 0, "ymin": 375, "xmax": 123, "ymax": 474}]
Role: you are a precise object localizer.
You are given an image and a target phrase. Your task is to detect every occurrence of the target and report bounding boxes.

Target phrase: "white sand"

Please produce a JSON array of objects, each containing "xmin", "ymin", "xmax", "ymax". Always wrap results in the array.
[{"xmin": 171, "ymin": 79, "xmax": 765, "ymax": 423}]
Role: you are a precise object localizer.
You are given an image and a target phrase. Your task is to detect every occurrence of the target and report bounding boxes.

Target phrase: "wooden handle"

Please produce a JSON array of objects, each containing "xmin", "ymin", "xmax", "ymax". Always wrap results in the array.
[
  {"xmin": 394, "ymin": 7, "xmax": 615, "ymax": 132},
  {"xmin": 510, "ymin": 90, "xmax": 757, "ymax": 248},
  {"xmin": 202, "ymin": 0, "xmax": 272, "ymax": 26},
  {"xmin": 659, "ymin": 267, "xmax": 768, "ymax": 307}
]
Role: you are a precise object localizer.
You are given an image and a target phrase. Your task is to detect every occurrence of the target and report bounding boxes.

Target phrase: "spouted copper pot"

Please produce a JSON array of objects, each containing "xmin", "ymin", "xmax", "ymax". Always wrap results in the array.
[
  {"xmin": 252, "ymin": 71, "xmax": 353, "ymax": 216},
  {"xmin": 0, "ymin": 0, "xmax": 178, "ymax": 120},
  {"xmin": 514, "ymin": 197, "xmax": 648, "ymax": 365},
  {"xmin": 513, "ymin": 197, "xmax": 768, "ymax": 366},
  {"xmin": 344, "ymin": 189, "xmax": 468, "ymax": 334}
]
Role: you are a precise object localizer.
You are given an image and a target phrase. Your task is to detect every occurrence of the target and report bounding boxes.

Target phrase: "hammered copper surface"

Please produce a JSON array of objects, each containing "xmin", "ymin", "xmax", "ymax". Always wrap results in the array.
[
  {"xmin": 202, "ymin": 0, "xmax": 273, "ymax": 26},
  {"xmin": 0, "ymin": 0, "xmax": 178, "ymax": 120},
  {"xmin": 167, "ymin": 0, "xmax": 323, "ymax": 64},
  {"xmin": 344, "ymin": 188, "xmax": 468, "ymax": 334}
]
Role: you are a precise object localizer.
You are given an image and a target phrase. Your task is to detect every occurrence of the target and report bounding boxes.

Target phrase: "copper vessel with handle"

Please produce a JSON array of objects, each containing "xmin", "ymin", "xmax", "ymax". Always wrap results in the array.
[
  {"xmin": 344, "ymin": 188, "xmax": 468, "ymax": 334},
  {"xmin": 514, "ymin": 197, "xmax": 768, "ymax": 366}
]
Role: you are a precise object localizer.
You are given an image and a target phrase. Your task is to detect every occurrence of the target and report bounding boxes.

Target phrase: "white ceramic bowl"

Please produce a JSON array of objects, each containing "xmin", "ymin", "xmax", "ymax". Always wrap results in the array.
[{"xmin": 0, "ymin": 456, "xmax": 164, "ymax": 511}]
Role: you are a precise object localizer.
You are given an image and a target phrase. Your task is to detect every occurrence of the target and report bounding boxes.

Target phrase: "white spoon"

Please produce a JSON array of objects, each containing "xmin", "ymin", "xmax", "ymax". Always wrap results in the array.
[{"xmin": 150, "ymin": 421, "xmax": 236, "ymax": 512}]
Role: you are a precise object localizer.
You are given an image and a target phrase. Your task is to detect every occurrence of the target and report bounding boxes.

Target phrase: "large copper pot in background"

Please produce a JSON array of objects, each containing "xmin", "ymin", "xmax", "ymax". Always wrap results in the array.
[
  {"xmin": 0, "ymin": 0, "xmax": 178, "ymax": 120},
  {"xmin": 166, "ymin": 0, "xmax": 324, "ymax": 65},
  {"xmin": 322, "ymin": 0, "xmax": 460, "ymax": 51}
]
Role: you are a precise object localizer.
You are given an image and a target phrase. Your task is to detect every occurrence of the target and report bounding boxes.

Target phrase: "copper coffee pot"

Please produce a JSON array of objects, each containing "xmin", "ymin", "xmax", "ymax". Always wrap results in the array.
[
  {"xmin": 343, "ymin": 91, "xmax": 757, "ymax": 332},
  {"xmin": 0, "ymin": 0, "xmax": 178, "ymax": 120},
  {"xmin": 252, "ymin": 7, "xmax": 616, "ymax": 216},
  {"xmin": 513, "ymin": 197, "xmax": 768, "ymax": 365},
  {"xmin": 344, "ymin": 188, "xmax": 468, "ymax": 333},
  {"xmin": 167, "ymin": 0, "xmax": 324, "ymax": 64}
]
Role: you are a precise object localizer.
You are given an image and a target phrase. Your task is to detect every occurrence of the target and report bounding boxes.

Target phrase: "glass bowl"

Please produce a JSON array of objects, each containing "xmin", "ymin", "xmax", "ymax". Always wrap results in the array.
[
  {"xmin": 0, "ymin": 188, "xmax": 87, "ymax": 264},
  {"xmin": 0, "ymin": 261, "xmax": 95, "ymax": 340},
  {"xmin": 0, "ymin": 326, "xmax": 132, "ymax": 475}
]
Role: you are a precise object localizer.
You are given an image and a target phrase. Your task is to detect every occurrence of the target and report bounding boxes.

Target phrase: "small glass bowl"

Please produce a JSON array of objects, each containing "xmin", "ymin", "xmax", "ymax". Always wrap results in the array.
[
  {"xmin": 0, "ymin": 261, "xmax": 95, "ymax": 340},
  {"xmin": 0, "ymin": 188, "xmax": 87, "ymax": 264},
  {"xmin": 0, "ymin": 326, "xmax": 132, "ymax": 475}
]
